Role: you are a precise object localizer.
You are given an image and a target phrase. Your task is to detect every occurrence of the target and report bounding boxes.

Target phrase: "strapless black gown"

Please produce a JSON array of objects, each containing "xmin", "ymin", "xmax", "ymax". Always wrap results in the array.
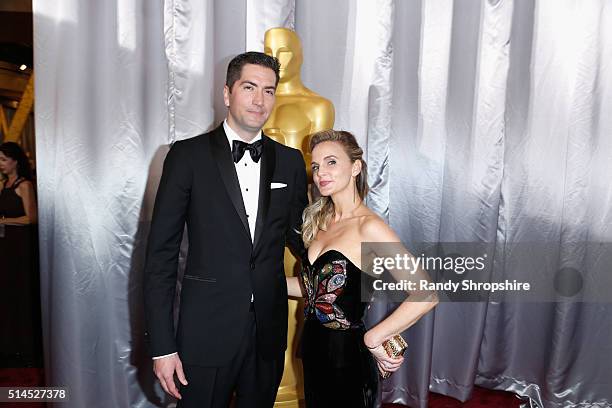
[{"xmin": 300, "ymin": 250, "xmax": 378, "ymax": 408}]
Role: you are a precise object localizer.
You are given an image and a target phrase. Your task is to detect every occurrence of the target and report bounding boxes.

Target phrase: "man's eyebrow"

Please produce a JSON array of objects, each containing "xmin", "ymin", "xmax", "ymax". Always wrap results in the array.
[{"xmin": 239, "ymin": 80, "xmax": 276, "ymax": 90}]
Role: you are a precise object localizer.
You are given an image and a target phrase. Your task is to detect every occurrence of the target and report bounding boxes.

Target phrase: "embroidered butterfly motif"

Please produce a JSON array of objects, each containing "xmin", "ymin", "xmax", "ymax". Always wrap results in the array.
[{"xmin": 302, "ymin": 259, "xmax": 351, "ymax": 330}]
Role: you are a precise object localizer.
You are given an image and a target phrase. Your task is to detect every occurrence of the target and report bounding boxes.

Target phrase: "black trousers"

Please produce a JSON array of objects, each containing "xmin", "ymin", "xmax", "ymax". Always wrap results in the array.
[{"xmin": 177, "ymin": 309, "xmax": 285, "ymax": 408}]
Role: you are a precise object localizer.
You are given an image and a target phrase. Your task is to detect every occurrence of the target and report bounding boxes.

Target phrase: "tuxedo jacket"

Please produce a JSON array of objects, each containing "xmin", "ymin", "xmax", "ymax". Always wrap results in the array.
[{"xmin": 144, "ymin": 124, "xmax": 308, "ymax": 366}]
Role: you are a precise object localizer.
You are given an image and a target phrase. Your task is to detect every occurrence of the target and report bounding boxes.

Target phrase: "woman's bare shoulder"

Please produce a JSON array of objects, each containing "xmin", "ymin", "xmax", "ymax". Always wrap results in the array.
[
  {"xmin": 358, "ymin": 211, "xmax": 400, "ymax": 243},
  {"xmin": 15, "ymin": 180, "xmax": 34, "ymax": 195}
]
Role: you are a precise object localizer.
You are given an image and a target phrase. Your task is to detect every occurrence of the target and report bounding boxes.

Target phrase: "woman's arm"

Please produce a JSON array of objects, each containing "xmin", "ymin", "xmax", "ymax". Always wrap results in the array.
[
  {"xmin": 1, "ymin": 181, "xmax": 37, "ymax": 225},
  {"xmin": 364, "ymin": 298, "xmax": 438, "ymax": 375},
  {"xmin": 286, "ymin": 276, "xmax": 305, "ymax": 298},
  {"xmin": 359, "ymin": 217, "xmax": 439, "ymax": 372},
  {"xmin": 363, "ymin": 298, "xmax": 438, "ymax": 349}
]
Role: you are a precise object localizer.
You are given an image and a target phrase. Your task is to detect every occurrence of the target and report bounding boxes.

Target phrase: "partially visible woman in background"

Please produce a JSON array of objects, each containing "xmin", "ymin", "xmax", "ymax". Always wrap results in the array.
[
  {"xmin": 0, "ymin": 142, "xmax": 36, "ymax": 224},
  {"xmin": 0, "ymin": 141, "xmax": 41, "ymax": 366}
]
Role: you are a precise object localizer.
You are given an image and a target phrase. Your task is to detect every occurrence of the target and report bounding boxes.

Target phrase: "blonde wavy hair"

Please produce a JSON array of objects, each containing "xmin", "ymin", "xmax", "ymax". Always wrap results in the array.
[{"xmin": 302, "ymin": 130, "xmax": 369, "ymax": 248}]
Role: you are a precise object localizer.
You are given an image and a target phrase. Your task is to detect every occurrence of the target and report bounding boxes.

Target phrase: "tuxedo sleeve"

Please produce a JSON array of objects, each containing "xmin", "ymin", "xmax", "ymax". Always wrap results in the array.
[
  {"xmin": 286, "ymin": 149, "xmax": 308, "ymax": 260},
  {"xmin": 143, "ymin": 141, "xmax": 192, "ymax": 357}
]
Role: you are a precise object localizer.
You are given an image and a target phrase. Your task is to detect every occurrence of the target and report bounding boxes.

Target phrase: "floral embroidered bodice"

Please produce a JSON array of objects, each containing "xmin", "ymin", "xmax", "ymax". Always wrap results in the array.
[{"xmin": 301, "ymin": 249, "xmax": 370, "ymax": 330}]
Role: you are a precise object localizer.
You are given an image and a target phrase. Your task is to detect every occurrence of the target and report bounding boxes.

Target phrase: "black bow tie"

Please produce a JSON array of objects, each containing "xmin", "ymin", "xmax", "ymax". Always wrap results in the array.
[{"xmin": 232, "ymin": 139, "xmax": 263, "ymax": 163}]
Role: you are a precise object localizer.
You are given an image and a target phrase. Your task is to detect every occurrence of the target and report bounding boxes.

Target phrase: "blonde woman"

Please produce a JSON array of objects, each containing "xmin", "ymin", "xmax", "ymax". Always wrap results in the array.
[{"xmin": 287, "ymin": 130, "xmax": 438, "ymax": 407}]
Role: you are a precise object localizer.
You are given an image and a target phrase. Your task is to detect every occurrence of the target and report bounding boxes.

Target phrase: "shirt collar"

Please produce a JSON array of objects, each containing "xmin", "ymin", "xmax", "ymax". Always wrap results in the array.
[{"xmin": 223, "ymin": 119, "xmax": 262, "ymax": 148}]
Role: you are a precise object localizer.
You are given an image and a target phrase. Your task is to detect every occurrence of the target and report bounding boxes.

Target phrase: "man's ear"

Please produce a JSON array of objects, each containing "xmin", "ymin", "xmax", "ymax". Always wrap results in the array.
[
  {"xmin": 223, "ymin": 85, "xmax": 230, "ymax": 107},
  {"xmin": 352, "ymin": 160, "xmax": 362, "ymax": 177}
]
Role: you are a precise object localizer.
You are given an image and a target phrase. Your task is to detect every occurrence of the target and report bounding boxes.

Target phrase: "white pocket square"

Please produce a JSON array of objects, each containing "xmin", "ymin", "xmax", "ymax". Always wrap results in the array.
[{"xmin": 271, "ymin": 182, "xmax": 287, "ymax": 189}]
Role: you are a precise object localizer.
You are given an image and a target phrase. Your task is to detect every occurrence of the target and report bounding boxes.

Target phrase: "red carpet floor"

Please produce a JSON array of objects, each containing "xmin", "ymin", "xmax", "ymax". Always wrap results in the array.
[
  {"xmin": 386, "ymin": 387, "xmax": 523, "ymax": 407},
  {"xmin": 0, "ymin": 368, "xmax": 522, "ymax": 407},
  {"xmin": 0, "ymin": 368, "xmax": 45, "ymax": 408}
]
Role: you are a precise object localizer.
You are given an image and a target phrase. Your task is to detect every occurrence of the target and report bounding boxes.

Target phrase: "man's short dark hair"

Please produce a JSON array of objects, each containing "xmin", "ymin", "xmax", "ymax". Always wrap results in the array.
[{"xmin": 226, "ymin": 51, "xmax": 281, "ymax": 91}]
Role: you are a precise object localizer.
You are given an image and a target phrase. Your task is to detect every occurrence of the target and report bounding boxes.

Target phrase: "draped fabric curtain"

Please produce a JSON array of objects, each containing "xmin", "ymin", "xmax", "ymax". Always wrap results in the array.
[
  {"xmin": 34, "ymin": 0, "xmax": 611, "ymax": 407},
  {"xmin": 33, "ymin": 1, "xmax": 170, "ymax": 407},
  {"xmin": 386, "ymin": 2, "xmax": 612, "ymax": 407}
]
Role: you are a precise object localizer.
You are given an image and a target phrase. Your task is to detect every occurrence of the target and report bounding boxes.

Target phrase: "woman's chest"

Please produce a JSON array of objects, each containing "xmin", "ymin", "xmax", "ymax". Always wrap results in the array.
[{"xmin": 309, "ymin": 223, "xmax": 362, "ymax": 265}]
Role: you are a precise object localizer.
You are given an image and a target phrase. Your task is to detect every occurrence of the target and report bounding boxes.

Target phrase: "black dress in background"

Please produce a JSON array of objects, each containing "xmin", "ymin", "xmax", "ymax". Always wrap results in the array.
[
  {"xmin": 0, "ymin": 178, "xmax": 41, "ymax": 366},
  {"xmin": 300, "ymin": 249, "xmax": 378, "ymax": 408}
]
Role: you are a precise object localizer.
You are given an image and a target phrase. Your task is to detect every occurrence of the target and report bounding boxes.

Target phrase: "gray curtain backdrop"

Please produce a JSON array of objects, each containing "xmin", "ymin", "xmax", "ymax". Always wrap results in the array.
[{"xmin": 33, "ymin": 0, "xmax": 612, "ymax": 407}]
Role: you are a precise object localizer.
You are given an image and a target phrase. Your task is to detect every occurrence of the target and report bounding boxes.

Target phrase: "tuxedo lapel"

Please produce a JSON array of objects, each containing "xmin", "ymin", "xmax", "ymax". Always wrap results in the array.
[
  {"xmin": 210, "ymin": 126, "xmax": 252, "ymax": 243},
  {"xmin": 253, "ymin": 136, "xmax": 275, "ymax": 250}
]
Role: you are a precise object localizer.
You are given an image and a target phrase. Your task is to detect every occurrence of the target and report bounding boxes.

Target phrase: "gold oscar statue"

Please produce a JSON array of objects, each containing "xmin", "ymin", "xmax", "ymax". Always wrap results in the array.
[
  {"xmin": 264, "ymin": 27, "xmax": 335, "ymax": 180},
  {"xmin": 264, "ymin": 28, "xmax": 334, "ymax": 408}
]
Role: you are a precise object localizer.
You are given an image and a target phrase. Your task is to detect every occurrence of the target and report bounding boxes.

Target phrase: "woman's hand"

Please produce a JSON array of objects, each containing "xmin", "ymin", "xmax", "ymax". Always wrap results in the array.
[{"xmin": 365, "ymin": 341, "xmax": 404, "ymax": 376}]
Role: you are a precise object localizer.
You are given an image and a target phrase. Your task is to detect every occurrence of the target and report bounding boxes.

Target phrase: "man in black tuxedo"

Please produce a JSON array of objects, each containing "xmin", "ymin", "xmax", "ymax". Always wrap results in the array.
[{"xmin": 144, "ymin": 52, "xmax": 308, "ymax": 408}]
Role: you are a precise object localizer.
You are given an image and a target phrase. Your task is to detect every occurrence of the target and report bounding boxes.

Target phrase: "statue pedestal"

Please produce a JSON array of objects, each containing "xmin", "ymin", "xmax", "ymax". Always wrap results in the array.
[{"xmin": 274, "ymin": 248, "xmax": 305, "ymax": 408}]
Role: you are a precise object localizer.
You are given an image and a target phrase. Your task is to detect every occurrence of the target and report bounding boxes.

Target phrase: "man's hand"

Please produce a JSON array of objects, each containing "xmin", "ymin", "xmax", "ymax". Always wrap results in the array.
[{"xmin": 153, "ymin": 353, "xmax": 188, "ymax": 399}]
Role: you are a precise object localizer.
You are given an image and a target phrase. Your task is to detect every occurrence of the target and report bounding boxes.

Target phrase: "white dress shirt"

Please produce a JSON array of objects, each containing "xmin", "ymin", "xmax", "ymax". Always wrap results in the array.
[{"xmin": 223, "ymin": 120, "xmax": 261, "ymax": 241}]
